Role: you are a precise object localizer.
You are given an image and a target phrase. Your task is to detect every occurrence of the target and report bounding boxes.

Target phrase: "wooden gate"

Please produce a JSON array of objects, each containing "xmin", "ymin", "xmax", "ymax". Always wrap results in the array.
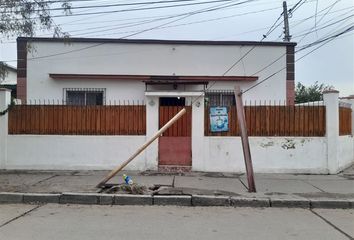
[{"xmin": 158, "ymin": 105, "xmax": 192, "ymax": 166}]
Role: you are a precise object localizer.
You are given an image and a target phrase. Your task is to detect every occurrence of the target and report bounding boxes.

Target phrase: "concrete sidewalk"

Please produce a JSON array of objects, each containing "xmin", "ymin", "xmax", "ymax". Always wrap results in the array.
[{"xmin": 0, "ymin": 165, "xmax": 353, "ymax": 208}]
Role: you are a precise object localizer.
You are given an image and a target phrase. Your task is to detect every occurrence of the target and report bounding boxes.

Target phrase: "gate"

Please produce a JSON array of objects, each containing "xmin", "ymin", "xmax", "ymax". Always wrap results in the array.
[{"xmin": 158, "ymin": 104, "xmax": 192, "ymax": 167}]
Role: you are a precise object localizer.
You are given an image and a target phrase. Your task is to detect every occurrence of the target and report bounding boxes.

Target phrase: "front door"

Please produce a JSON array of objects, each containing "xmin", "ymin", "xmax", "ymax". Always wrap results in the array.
[{"xmin": 158, "ymin": 97, "xmax": 192, "ymax": 167}]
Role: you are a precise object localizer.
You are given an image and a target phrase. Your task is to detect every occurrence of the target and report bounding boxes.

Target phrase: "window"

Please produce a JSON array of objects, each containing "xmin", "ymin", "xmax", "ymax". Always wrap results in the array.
[
  {"xmin": 64, "ymin": 88, "xmax": 105, "ymax": 105},
  {"xmin": 205, "ymin": 90, "xmax": 235, "ymax": 106}
]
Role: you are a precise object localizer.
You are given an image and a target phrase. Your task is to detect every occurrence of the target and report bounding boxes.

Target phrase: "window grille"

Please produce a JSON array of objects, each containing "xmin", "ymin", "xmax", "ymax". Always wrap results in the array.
[
  {"xmin": 63, "ymin": 88, "xmax": 106, "ymax": 105},
  {"xmin": 205, "ymin": 90, "xmax": 235, "ymax": 106}
]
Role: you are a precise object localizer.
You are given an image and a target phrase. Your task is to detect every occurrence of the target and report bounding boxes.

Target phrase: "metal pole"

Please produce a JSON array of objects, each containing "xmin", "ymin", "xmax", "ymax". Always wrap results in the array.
[{"xmin": 234, "ymin": 86, "xmax": 256, "ymax": 192}]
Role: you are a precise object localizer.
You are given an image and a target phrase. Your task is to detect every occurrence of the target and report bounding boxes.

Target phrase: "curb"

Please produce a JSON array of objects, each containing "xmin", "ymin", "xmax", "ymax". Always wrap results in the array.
[{"xmin": 0, "ymin": 192, "xmax": 353, "ymax": 209}]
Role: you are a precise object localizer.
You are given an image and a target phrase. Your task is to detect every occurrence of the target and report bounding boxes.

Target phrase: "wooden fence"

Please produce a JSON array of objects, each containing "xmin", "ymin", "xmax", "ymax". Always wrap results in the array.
[
  {"xmin": 159, "ymin": 106, "xmax": 192, "ymax": 137},
  {"xmin": 339, "ymin": 106, "xmax": 352, "ymax": 135},
  {"xmin": 205, "ymin": 105, "xmax": 326, "ymax": 137},
  {"xmin": 8, "ymin": 104, "xmax": 146, "ymax": 135}
]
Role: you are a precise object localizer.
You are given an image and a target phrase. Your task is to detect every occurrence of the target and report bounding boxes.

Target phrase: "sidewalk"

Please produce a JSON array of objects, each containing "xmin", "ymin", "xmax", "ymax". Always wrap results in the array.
[{"xmin": 0, "ymin": 165, "xmax": 353, "ymax": 208}]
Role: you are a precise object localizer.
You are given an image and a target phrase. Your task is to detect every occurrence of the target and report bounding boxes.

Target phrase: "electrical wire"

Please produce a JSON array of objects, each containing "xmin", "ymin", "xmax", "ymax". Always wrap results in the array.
[
  {"xmin": 241, "ymin": 25, "xmax": 354, "ymax": 95},
  {"xmin": 1, "ymin": 0, "xmax": 249, "ymax": 62}
]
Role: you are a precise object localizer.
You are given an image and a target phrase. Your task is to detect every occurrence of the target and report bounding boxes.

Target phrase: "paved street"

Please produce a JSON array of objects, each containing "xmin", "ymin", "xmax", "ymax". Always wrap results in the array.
[{"xmin": 0, "ymin": 204, "xmax": 353, "ymax": 240}]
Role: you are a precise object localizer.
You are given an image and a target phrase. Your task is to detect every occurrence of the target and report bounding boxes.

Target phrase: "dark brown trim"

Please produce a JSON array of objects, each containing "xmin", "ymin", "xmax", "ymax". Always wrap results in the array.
[
  {"xmin": 144, "ymin": 81, "xmax": 208, "ymax": 85},
  {"xmin": 18, "ymin": 37, "xmax": 297, "ymax": 47},
  {"xmin": 286, "ymin": 46, "xmax": 295, "ymax": 105},
  {"xmin": 340, "ymin": 95, "xmax": 354, "ymax": 99},
  {"xmin": 323, "ymin": 89, "xmax": 339, "ymax": 94},
  {"xmin": 49, "ymin": 74, "xmax": 258, "ymax": 82},
  {"xmin": 17, "ymin": 39, "xmax": 27, "ymax": 102}
]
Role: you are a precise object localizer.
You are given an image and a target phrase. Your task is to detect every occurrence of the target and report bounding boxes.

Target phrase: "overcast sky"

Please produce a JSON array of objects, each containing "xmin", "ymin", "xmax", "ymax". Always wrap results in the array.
[{"xmin": 1, "ymin": 0, "xmax": 353, "ymax": 96}]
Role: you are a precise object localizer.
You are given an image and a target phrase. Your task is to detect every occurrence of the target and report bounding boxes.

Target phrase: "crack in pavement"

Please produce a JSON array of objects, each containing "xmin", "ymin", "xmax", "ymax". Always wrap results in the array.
[
  {"xmin": 310, "ymin": 209, "xmax": 354, "ymax": 240},
  {"xmin": 301, "ymin": 180, "xmax": 326, "ymax": 192},
  {"xmin": 32, "ymin": 175, "xmax": 59, "ymax": 186},
  {"xmin": 238, "ymin": 178, "xmax": 249, "ymax": 191},
  {"xmin": 172, "ymin": 176, "xmax": 175, "ymax": 188},
  {"xmin": 0, "ymin": 205, "xmax": 43, "ymax": 229}
]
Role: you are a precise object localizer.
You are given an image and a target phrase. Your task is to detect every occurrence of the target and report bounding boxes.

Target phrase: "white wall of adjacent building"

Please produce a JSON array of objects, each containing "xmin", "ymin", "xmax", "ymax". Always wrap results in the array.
[{"xmin": 0, "ymin": 68, "xmax": 17, "ymax": 85}]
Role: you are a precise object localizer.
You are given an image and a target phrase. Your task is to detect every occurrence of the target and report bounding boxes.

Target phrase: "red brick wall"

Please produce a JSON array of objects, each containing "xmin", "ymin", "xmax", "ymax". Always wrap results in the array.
[
  {"xmin": 286, "ymin": 46, "xmax": 295, "ymax": 105},
  {"xmin": 17, "ymin": 39, "xmax": 27, "ymax": 102}
]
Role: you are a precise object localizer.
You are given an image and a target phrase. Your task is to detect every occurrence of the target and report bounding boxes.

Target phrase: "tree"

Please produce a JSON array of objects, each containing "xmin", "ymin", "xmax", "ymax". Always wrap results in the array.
[
  {"xmin": 0, "ymin": 0, "xmax": 72, "ymax": 78},
  {"xmin": 295, "ymin": 81, "xmax": 333, "ymax": 104}
]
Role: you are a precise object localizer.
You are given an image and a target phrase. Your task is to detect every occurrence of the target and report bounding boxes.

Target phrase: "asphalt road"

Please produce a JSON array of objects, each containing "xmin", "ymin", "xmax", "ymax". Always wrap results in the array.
[{"xmin": 0, "ymin": 204, "xmax": 353, "ymax": 240}]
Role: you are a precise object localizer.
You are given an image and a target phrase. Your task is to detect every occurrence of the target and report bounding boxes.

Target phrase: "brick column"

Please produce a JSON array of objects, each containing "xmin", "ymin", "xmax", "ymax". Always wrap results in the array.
[
  {"xmin": 0, "ymin": 88, "xmax": 11, "ymax": 169},
  {"xmin": 286, "ymin": 46, "xmax": 295, "ymax": 105},
  {"xmin": 323, "ymin": 90, "xmax": 339, "ymax": 174}
]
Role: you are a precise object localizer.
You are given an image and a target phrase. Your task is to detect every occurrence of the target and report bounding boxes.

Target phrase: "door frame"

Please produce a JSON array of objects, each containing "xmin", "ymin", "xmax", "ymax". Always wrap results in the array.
[{"xmin": 145, "ymin": 91, "xmax": 205, "ymax": 170}]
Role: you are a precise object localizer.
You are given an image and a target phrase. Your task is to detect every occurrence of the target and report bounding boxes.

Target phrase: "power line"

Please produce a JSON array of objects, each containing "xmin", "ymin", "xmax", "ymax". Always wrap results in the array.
[
  {"xmin": 292, "ymin": 13, "xmax": 354, "ymax": 39},
  {"xmin": 17, "ymin": 0, "xmax": 235, "ymax": 12},
  {"xmin": 2, "ymin": 0, "xmax": 249, "ymax": 62},
  {"xmin": 314, "ymin": 0, "xmax": 319, "ymax": 37},
  {"xmin": 2, "ymin": 0, "xmax": 239, "ymax": 20},
  {"xmin": 70, "ymin": 5, "xmax": 280, "ymax": 38},
  {"xmin": 297, "ymin": 0, "xmax": 342, "ymax": 43},
  {"xmin": 241, "ymin": 25, "xmax": 354, "ymax": 95},
  {"xmin": 56, "ymin": 0, "xmax": 305, "ymax": 27}
]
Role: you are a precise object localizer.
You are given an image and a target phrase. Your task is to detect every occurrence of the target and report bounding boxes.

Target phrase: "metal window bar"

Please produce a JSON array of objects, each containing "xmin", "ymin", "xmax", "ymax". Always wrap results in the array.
[
  {"xmin": 205, "ymin": 90, "xmax": 236, "ymax": 106},
  {"xmin": 63, "ymin": 88, "xmax": 106, "ymax": 106}
]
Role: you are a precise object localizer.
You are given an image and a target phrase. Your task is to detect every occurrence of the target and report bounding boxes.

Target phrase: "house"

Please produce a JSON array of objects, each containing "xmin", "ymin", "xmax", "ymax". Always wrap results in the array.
[
  {"xmin": 17, "ymin": 37, "xmax": 295, "ymax": 105},
  {"xmin": 0, "ymin": 63, "xmax": 17, "ymax": 98},
  {"xmin": 0, "ymin": 37, "xmax": 351, "ymax": 173},
  {"xmin": 12, "ymin": 37, "xmax": 306, "ymax": 173}
]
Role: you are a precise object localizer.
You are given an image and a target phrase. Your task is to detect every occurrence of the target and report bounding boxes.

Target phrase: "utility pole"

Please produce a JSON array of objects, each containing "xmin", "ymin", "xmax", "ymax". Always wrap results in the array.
[{"xmin": 283, "ymin": 1, "xmax": 291, "ymax": 42}]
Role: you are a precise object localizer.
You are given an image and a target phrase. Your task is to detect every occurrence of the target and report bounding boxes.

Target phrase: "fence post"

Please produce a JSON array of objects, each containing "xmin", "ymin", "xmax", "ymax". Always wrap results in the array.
[
  {"xmin": 191, "ymin": 95, "xmax": 204, "ymax": 171},
  {"xmin": 0, "ymin": 88, "xmax": 11, "ymax": 169},
  {"xmin": 343, "ymin": 95, "xmax": 354, "ymax": 136},
  {"xmin": 145, "ymin": 96, "xmax": 159, "ymax": 170},
  {"xmin": 323, "ymin": 90, "xmax": 339, "ymax": 174},
  {"xmin": 340, "ymin": 95, "xmax": 354, "ymax": 135}
]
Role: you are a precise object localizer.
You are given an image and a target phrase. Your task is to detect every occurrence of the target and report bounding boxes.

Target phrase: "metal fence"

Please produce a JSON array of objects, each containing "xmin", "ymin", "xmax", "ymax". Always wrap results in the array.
[{"xmin": 8, "ymin": 101, "xmax": 146, "ymax": 135}]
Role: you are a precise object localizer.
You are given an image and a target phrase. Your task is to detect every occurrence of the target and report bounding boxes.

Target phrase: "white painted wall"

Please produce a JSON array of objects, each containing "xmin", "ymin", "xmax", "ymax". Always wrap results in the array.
[
  {"xmin": 338, "ymin": 135, "xmax": 354, "ymax": 171},
  {"xmin": 197, "ymin": 137, "xmax": 328, "ymax": 174},
  {"xmin": 0, "ymin": 89, "xmax": 11, "ymax": 169},
  {"xmin": 4, "ymin": 134, "xmax": 333, "ymax": 173},
  {"xmin": 5, "ymin": 135, "xmax": 152, "ymax": 170},
  {"xmin": 26, "ymin": 41, "xmax": 287, "ymax": 102}
]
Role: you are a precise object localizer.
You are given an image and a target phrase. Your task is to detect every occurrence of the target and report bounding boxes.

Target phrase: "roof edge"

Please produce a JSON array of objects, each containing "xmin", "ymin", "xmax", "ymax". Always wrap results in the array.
[
  {"xmin": 1, "ymin": 62, "xmax": 17, "ymax": 72},
  {"xmin": 17, "ymin": 37, "xmax": 297, "ymax": 47}
]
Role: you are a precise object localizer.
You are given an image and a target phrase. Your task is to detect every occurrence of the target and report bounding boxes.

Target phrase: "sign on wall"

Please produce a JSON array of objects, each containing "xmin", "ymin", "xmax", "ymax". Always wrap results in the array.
[{"xmin": 210, "ymin": 107, "xmax": 229, "ymax": 132}]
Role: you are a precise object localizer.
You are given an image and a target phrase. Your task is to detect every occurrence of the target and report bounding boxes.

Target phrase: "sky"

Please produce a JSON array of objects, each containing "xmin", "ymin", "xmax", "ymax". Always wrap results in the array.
[{"xmin": 1, "ymin": 0, "xmax": 353, "ymax": 96}]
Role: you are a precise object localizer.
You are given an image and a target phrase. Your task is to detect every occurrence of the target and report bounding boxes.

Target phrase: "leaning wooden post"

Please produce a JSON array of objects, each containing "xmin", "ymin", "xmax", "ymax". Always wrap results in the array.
[
  {"xmin": 234, "ymin": 86, "xmax": 256, "ymax": 192},
  {"xmin": 96, "ymin": 108, "xmax": 186, "ymax": 188}
]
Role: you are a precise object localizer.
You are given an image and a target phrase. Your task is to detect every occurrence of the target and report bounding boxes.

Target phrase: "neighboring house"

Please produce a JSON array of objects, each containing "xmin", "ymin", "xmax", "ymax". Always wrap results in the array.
[
  {"xmin": 17, "ymin": 37, "xmax": 296, "ymax": 105},
  {"xmin": 0, "ymin": 63, "xmax": 17, "ymax": 98}
]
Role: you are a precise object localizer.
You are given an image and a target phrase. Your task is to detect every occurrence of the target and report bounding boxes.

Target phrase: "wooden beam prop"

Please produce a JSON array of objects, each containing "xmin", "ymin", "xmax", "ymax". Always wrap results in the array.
[
  {"xmin": 96, "ymin": 108, "xmax": 186, "ymax": 188},
  {"xmin": 234, "ymin": 86, "xmax": 256, "ymax": 192}
]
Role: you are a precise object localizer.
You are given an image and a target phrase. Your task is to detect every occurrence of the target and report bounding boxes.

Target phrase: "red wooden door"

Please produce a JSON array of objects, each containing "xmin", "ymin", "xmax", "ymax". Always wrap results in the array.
[{"xmin": 158, "ymin": 106, "xmax": 192, "ymax": 166}]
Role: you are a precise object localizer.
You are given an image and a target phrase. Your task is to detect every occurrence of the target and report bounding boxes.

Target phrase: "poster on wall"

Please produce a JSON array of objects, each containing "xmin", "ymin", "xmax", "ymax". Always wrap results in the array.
[{"xmin": 210, "ymin": 107, "xmax": 229, "ymax": 132}]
